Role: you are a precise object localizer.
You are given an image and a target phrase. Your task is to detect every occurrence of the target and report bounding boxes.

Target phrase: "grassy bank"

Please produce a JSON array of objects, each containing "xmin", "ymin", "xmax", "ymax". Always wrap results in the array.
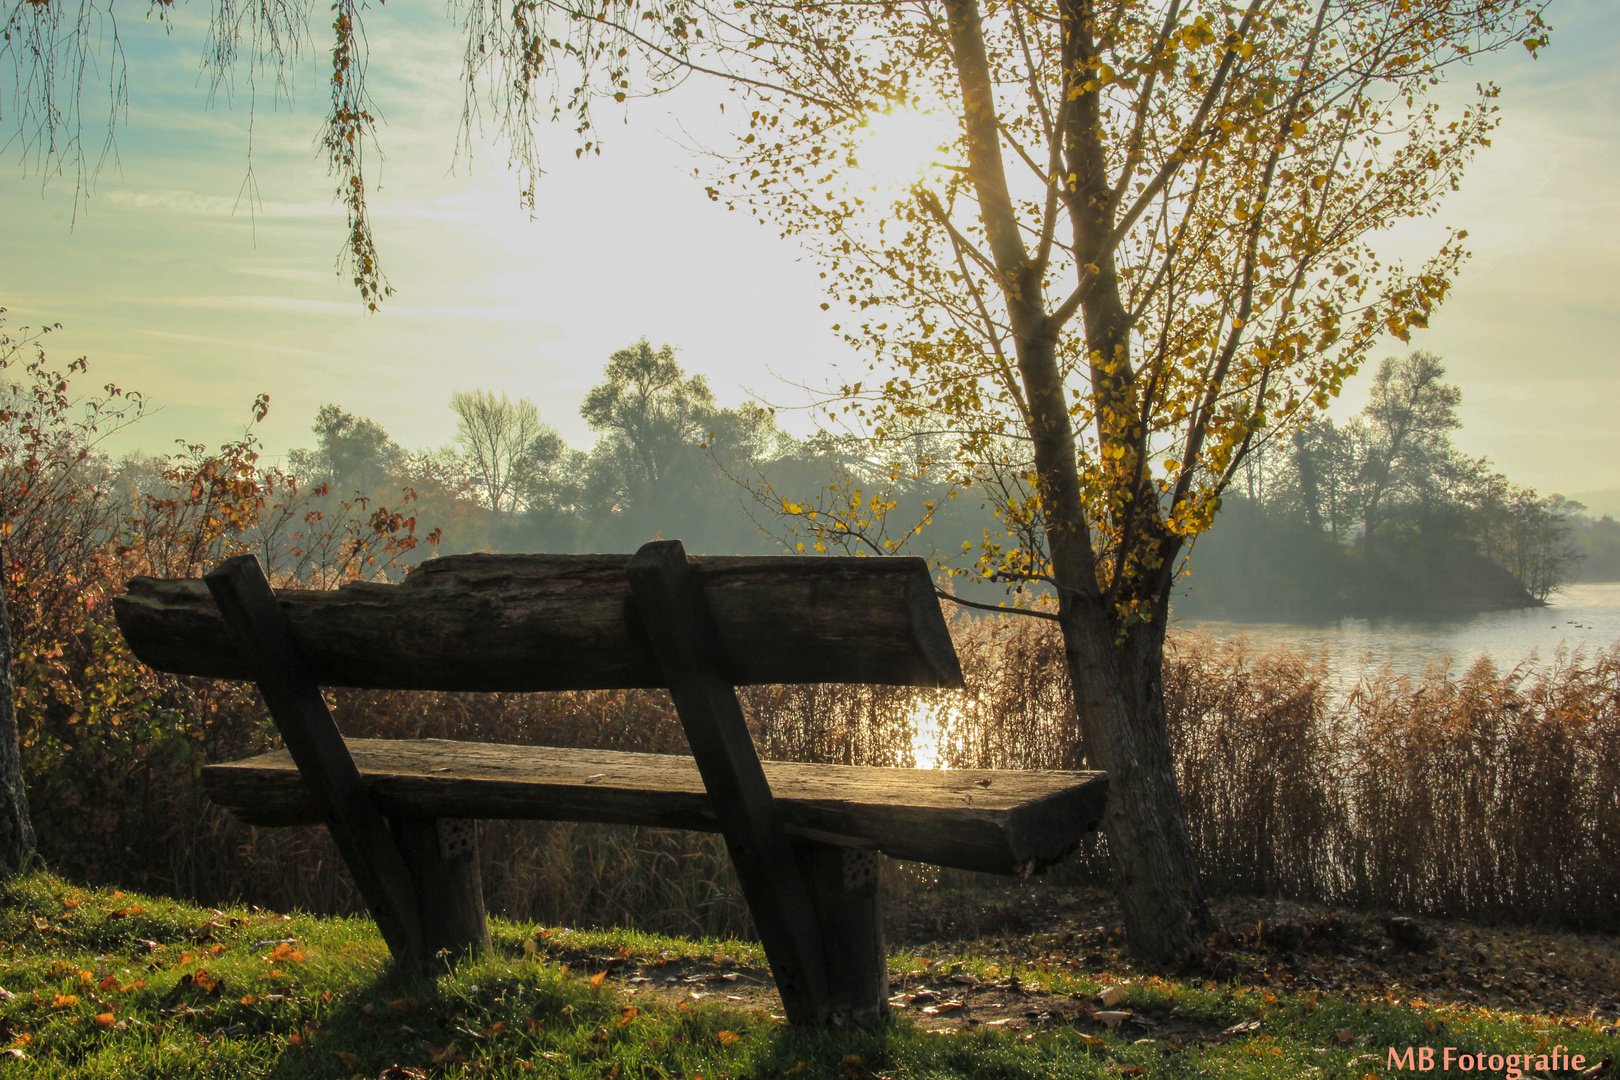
[{"xmin": 0, "ymin": 872, "xmax": 1613, "ymax": 1079}]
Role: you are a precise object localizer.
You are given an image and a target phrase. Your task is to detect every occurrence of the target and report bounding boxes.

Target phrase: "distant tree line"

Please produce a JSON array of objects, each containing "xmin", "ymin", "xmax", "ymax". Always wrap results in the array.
[
  {"xmin": 271, "ymin": 345, "xmax": 1603, "ymax": 615},
  {"xmin": 279, "ymin": 340, "xmax": 859, "ymax": 561},
  {"xmin": 1180, "ymin": 352, "xmax": 1596, "ymax": 615}
]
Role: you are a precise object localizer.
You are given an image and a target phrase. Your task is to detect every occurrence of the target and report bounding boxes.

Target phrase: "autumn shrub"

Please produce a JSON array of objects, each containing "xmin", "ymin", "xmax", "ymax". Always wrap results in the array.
[{"xmin": 0, "ymin": 337, "xmax": 435, "ymax": 903}]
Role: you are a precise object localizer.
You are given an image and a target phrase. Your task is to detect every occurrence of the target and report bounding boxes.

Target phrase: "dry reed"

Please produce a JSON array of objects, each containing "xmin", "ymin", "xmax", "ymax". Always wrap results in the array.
[{"xmin": 34, "ymin": 608, "xmax": 1620, "ymax": 935}]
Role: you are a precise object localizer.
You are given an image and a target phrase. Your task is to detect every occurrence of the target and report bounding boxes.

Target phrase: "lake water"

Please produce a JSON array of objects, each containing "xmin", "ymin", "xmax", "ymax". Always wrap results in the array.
[
  {"xmin": 909, "ymin": 583, "xmax": 1620, "ymax": 768},
  {"xmin": 1176, "ymin": 580, "xmax": 1620, "ymax": 680}
]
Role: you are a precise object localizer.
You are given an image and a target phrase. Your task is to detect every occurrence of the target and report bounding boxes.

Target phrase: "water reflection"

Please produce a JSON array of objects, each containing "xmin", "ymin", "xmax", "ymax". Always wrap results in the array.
[
  {"xmin": 908, "ymin": 698, "xmax": 958, "ymax": 771},
  {"xmin": 1177, "ymin": 581, "xmax": 1620, "ymax": 680},
  {"xmin": 903, "ymin": 584, "xmax": 1620, "ymax": 767}
]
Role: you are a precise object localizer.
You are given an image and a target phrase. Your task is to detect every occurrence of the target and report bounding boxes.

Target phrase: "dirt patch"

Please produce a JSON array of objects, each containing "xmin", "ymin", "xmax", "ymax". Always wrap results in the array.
[
  {"xmin": 530, "ymin": 942, "xmax": 782, "ymax": 1016},
  {"xmin": 896, "ymin": 887, "xmax": 1620, "ymax": 1021},
  {"xmin": 534, "ymin": 889, "xmax": 1620, "ymax": 1029}
]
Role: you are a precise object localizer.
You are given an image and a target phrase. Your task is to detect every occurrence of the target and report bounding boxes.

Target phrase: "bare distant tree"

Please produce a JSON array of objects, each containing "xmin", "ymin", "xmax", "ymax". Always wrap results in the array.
[
  {"xmin": 1354, "ymin": 352, "xmax": 1463, "ymax": 557},
  {"xmin": 450, "ymin": 390, "xmax": 556, "ymax": 513}
]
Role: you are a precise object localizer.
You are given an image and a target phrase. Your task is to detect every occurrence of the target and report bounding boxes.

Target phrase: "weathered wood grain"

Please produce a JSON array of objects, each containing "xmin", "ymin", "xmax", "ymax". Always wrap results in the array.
[
  {"xmin": 203, "ymin": 740, "xmax": 1108, "ymax": 877},
  {"xmin": 797, "ymin": 840, "xmax": 887, "ymax": 1024},
  {"xmin": 114, "ymin": 552, "xmax": 963, "ymax": 691},
  {"xmin": 390, "ymin": 813, "xmax": 490, "ymax": 964}
]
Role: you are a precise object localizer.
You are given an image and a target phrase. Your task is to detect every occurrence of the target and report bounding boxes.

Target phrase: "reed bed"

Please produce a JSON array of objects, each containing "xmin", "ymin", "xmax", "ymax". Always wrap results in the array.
[{"xmin": 33, "ymin": 606, "xmax": 1617, "ymax": 937}]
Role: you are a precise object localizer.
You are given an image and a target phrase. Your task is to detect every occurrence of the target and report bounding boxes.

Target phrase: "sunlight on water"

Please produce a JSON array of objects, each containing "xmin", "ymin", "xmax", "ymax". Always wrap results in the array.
[{"xmin": 909, "ymin": 698, "xmax": 959, "ymax": 770}]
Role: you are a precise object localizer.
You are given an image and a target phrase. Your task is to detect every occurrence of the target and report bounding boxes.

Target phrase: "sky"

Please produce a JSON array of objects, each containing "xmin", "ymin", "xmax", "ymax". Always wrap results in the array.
[{"xmin": 4, "ymin": 1, "xmax": 1618, "ymax": 511}]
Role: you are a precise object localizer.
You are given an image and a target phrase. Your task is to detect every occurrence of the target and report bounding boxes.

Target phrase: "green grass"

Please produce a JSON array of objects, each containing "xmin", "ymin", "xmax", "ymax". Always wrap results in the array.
[{"xmin": 0, "ymin": 873, "xmax": 1610, "ymax": 1079}]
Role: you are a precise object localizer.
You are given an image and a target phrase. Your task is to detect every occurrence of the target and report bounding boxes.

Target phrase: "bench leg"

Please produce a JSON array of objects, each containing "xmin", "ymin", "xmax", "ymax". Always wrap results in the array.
[
  {"xmin": 796, "ymin": 841, "xmax": 887, "ymax": 1024},
  {"xmin": 390, "ymin": 814, "xmax": 490, "ymax": 967}
]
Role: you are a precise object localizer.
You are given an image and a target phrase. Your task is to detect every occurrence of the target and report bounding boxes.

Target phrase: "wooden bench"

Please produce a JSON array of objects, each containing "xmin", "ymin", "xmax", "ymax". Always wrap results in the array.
[{"xmin": 113, "ymin": 541, "xmax": 1107, "ymax": 1025}]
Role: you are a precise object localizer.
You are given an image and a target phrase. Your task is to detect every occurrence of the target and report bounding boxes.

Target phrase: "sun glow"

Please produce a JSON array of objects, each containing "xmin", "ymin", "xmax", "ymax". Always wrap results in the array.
[
  {"xmin": 909, "ymin": 698, "xmax": 958, "ymax": 771},
  {"xmin": 848, "ymin": 107, "xmax": 959, "ymax": 199}
]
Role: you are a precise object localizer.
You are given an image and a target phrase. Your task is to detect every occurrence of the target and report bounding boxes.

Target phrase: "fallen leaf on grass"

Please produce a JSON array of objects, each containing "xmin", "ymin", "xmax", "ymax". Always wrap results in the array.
[
  {"xmin": 1100, "ymin": 986, "xmax": 1126, "ymax": 1006},
  {"xmin": 1095, "ymin": 1011, "xmax": 1132, "ymax": 1029},
  {"xmin": 617, "ymin": 1007, "xmax": 638, "ymax": 1027},
  {"xmin": 377, "ymin": 1068, "xmax": 427, "ymax": 1080},
  {"xmin": 93, "ymin": 1013, "xmax": 116, "ymax": 1028},
  {"xmin": 589, "ymin": 971, "xmax": 608, "ymax": 988},
  {"xmin": 97, "ymin": 977, "xmax": 119, "ymax": 992},
  {"xmin": 1078, "ymin": 1033, "xmax": 1107, "ymax": 1049},
  {"xmin": 715, "ymin": 1030, "xmax": 741, "ymax": 1045},
  {"xmin": 332, "ymin": 1050, "xmax": 361, "ymax": 1066},
  {"xmin": 428, "ymin": 1042, "xmax": 459, "ymax": 1064},
  {"xmin": 1222, "ymin": 1019, "xmax": 1261, "ymax": 1036},
  {"xmin": 51, "ymin": 994, "xmax": 79, "ymax": 1008},
  {"xmin": 0, "ymin": 1048, "xmax": 22, "ymax": 1061}
]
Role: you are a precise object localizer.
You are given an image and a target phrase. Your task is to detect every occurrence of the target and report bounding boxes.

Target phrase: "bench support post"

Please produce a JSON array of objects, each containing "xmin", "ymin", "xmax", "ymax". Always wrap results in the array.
[
  {"xmin": 797, "ymin": 841, "xmax": 888, "ymax": 1024},
  {"xmin": 628, "ymin": 541, "xmax": 833, "ymax": 1025},
  {"xmin": 391, "ymin": 815, "xmax": 491, "ymax": 966},
  {"xmin": 205, "ymin": 555, "xmax": 476, "ymax": 972}
]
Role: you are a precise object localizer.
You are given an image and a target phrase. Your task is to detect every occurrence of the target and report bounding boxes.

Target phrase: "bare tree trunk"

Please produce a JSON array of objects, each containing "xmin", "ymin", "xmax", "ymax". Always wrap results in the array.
[
  {"xmin": 943, "ymin": 0, "xmax": 1211, "ymax": 963},
  {"xmin": 0, "ymin": 577, "xmax": 35, "ymax": 877},
  {"xmin": 1059, "ymin": 594, "xmax": 1212, "ymax": 962},
  {"xmin": 1020, "ymin": 328, "xmax": 1212, "ymax": 964}
]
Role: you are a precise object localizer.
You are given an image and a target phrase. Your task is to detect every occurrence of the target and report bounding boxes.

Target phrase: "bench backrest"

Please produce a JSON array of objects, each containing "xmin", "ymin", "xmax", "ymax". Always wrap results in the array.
[{"xmin": 114, "ymin": 552, "xmax": 963, "ymax": 690}]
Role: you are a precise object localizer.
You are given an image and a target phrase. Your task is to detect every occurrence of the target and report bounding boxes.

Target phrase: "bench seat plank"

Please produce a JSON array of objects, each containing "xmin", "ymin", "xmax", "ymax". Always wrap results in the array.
[{"xmin": 203, "ymin": 739, "xmax": 1107, "ymax": 878}]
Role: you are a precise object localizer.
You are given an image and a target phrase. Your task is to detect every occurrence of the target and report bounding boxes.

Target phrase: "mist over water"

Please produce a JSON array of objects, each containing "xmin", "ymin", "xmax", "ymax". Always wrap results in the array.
[{"xmin": 1178, "ymin": 581, "xmax": 1620, "ymax": 684}]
